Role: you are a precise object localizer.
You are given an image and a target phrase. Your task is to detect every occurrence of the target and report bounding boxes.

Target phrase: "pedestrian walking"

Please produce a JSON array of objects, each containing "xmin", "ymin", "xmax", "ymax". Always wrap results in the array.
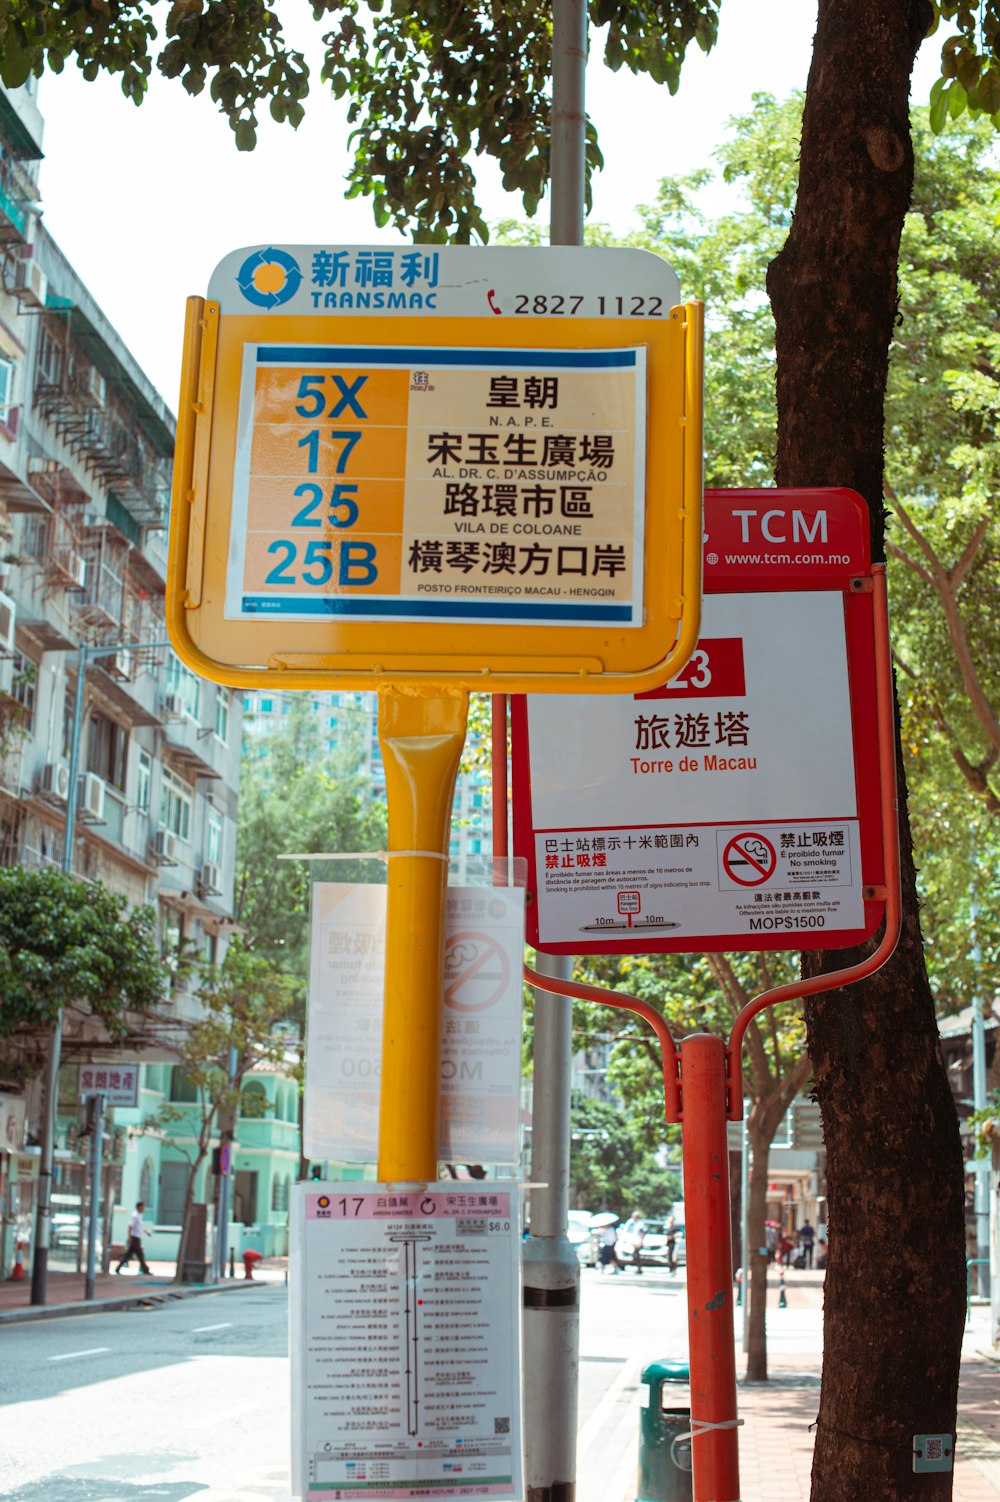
[
  {"xmin": 665, "ymin": 1215, "xmax": 678, "ymax": 1272},
  {"xmin": 798, "ymin": 1219, "xmax": 816, "ymax": 1269},
  {"xmin": 619, "ymin": 1212, "xmax": 645, "ymax": 1274},
  {"xmin": 115, "ymin": 1200, "xmax": 152, "ymax": 1275},
  {"xmin": 599, "ymin": 1223, "xmax": 621, "ymax": 1274}
]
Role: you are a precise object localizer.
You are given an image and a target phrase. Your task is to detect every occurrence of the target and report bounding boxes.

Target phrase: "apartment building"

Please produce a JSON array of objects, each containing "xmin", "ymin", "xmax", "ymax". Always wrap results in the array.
[{"xmin": 0, "ymin": 78, "xmax": 264, "ymax": 1276}]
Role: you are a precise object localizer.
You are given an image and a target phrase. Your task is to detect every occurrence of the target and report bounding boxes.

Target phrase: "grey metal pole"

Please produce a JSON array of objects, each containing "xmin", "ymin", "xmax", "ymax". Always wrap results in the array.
[
  {"xmin": 520, "ymin": 7, "xmax": 589, "ymax": 1498},
  {"xmin": 550, "ymin": 0, "xmax": 587, "ymax": 246},
  {"xmin": 741, "ymin": 1102, "xmax": 750, "ymax": 1352},
  {"xmin": 215, "ymin": 1044, "xmax": 239, "ymax": 1280},
  {"xmin": 84, "ymin": 1092, "xmax": 105, "ymax": 1300},
  {"xmin": 523, "ymin": 952, "xmax": 579, "ymax": 1502},
  {"xmin": 31, "ymin": 642, "xmax": 89, "ymax": 1304}
]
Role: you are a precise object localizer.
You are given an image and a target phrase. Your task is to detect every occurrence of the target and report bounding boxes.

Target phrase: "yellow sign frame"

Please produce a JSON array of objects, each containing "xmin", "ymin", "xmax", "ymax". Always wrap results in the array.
[{"xmin": 167, "ymin": 296, "xmax": 703, "ymax": 694}]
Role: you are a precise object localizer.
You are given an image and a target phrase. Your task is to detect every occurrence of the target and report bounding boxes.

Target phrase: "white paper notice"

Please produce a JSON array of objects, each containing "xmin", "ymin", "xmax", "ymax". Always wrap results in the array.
[
  {"xmin": 290, "ymin": 1182, "xmax": 523, "ymax": 1502},
  {"xmin": 304, "ymin": 886, "xmax": 525, "ymax": 1165}
]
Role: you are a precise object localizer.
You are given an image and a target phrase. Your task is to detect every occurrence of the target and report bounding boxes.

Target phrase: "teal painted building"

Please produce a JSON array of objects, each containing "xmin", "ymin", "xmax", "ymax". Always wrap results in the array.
[{"xmin": 113, "ymin": 1061, "xmax": 300, "ymax": 1264}]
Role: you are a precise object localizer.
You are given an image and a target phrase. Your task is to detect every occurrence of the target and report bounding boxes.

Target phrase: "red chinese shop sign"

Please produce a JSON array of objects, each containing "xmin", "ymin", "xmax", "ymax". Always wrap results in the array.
[{"xmin": 511, "ymin": 488, "xmax": 885, "ymax": 954}]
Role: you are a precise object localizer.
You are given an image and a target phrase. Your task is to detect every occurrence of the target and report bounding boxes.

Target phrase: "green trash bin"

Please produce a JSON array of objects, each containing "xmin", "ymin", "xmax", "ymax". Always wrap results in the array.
[{"xmin": 637, "ymin": 1360, "xmax": 692, "ymax": 1502}]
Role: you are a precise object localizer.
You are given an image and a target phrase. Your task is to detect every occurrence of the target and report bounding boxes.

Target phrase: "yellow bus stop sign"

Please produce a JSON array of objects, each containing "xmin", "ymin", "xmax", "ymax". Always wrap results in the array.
[{"xmin": 167, "ymin": 245, "xmax": 702, "ymax": 694}]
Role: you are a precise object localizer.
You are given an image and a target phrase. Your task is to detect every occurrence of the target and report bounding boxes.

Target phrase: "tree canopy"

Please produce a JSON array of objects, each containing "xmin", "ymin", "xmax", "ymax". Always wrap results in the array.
[
  {"xmin": 1, "ymin": 2, "xmax": 998, "ymax": 239},
  {"xmin": 235, "ymin": 697, "xmax": 387, "ymax": 986},
  {"xmin": 0, "ymin": 865, "xmax": 165, "ymax": 1039}
]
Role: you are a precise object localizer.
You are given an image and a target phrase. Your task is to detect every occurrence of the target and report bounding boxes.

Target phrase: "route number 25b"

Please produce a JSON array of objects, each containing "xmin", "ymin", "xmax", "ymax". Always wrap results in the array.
[{"xmin": 265, "ymin": 537, "xmax": 378, "ymax": 587}]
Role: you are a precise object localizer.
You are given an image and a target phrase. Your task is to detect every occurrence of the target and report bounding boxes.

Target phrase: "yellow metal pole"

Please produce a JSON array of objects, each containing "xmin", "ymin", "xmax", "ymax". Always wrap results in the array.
[{"xmin": 376, "ymin": 685, "xmax": 469, "ymax": 1181}]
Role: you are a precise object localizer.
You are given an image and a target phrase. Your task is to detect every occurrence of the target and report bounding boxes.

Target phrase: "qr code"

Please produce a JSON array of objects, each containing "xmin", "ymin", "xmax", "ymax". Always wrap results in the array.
[
  {"xmin": 494, "ymin": 1417, "xmax": 510, "ymax": 1435},
  {"xmin": 926, "ymin": 1439, "xmax": 944, "ymax": 1461}
]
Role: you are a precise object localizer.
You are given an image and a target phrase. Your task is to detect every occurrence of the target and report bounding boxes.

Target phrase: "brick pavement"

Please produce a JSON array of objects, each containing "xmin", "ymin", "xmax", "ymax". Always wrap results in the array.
[
  {"xmin": 730, "ymin": 1274, "xmax": 1000, "ymax": 1501},
  {"xmin": 0, "ymin": 1255, "xmax": 286, "ymax": 1322}
]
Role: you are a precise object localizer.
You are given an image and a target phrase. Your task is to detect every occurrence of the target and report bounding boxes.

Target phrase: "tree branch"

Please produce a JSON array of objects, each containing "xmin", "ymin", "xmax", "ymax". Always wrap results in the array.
[{"xmin": 889, "ymin": 492, "xmax": 1000, "ymax": 755}]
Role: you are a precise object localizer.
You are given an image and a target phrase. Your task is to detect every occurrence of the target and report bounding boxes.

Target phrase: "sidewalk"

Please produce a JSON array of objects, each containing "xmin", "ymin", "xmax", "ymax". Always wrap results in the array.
[
  {"xmin": 701, "ymin": 1271, "xmax": 1000, "ymax": 1501},
  {"xmin": 577, "ymin": 1268, "xmax": 1000, "ymax": 1502},
  {"xmin": 0, "ymin": 1254, "xmax": 288, "ymax": 1324}
]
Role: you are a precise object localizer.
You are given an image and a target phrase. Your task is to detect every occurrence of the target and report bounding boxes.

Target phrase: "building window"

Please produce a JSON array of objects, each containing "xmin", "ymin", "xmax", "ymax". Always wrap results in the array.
[
  {"xmin": 260, "ymin": 697, "xmax": 273, "ymax": 715},
  {"xmin": 37, "ymin": 327, "xmax": 62, "ymax": 387},
  {"xmin": 10, "ymin": 653, "xmax": 36, "ymax": 734},
  {"xmin": 214, "ymin": 689, "xmax": 229, "ymax": 744},
  {"xmin": 161, "ymin": 906, "xmax": 185, "ymax": 987},
  {"xmin": 136, "ymin": 749, "xmax": 152, "ymax": 812},
  {"xmin": 169, "ymin": 1066, "xmax": 199, "ymax": 1104},
  {"xmin": 240, "ymin": 1080, "xmax": 268, "ymax": 1118},
  {"xmin": 272, "ymin": 1175, "xmax": 290, "ymax": 1213},
  {"xmin": 0, "ymin": 354, "xmax": 15, "ymax": 418},
  {"xmin": 166, "ymin": 654, "xmax": 201, "ymax": 721},
  {"xmin": 86, "ymin": 709, "xmax": 127, "ymax": 791},
  {"xmin": 159, "ymin": 766, "xmax": 192, "ymax": 841},
  {"xmin": 206, "ymin": 807, "xmax": 223, "ymax": 867}
]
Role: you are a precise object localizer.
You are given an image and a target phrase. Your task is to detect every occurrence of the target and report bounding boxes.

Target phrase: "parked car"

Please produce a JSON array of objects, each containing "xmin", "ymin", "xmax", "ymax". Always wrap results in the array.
[
  {"xmin": 567, "ymin": 1210, "xmax": 596, "ymax": 1266},
  {"xmin": 624, "ymin": 1217, "xmax": 686, "ymax": 1268}
]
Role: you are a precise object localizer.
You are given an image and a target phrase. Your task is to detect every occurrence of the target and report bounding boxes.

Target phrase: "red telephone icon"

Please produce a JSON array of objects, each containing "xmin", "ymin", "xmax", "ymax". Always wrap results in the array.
[{"xmin": 487, "ymin": 288, "xmax": 502, "ymax": 315}]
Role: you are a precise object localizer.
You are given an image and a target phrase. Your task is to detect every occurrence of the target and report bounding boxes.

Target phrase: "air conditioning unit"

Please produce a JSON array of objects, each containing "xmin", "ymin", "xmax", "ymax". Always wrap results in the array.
[
  {"xmin": 163, "ymin": 691, "xmax": 184, "ymax": 719},
  {"xmin": 13, "ymin": 255, "xmax": 47, "ymax": 309},
  {"xmin": 200, "ymin": 861, "xmax": 222, "ymax": 896},
  {"xmin": 153, "ymin": 828, "xmax": 179, "ymax": 865},
  {"xmin": 41, "ymin": 760, "xmax": 70, "ymax": 802},
  {"xmin": 108, "ymin": 649, "xmax": 132, "ymax": 682},
  {"xmin": 0, "ymin": 590, "xmax": 14, "ymax": 652},
  {"xmin": 79, "ymin": 772, "xmax": 106, "ymax": 822}
]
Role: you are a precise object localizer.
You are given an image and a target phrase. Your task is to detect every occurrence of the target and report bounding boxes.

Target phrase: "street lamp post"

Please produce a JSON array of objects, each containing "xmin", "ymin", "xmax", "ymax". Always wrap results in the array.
[{"xmin": 31, "ymin": 637, "xmax": 173, "ymax": 1305}]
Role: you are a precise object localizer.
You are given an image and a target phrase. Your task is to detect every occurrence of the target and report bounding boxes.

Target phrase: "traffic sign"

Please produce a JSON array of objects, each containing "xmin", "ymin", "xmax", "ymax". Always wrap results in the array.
[
  {"xmin": 167, "ymin": 244, "xmax": 703, "ymax": 693},
  {"xmin": 512, "ymin": 487, "xmax": 886, "ymax": 954},
  {"xmin": 721, "ymin": 833, "xmax": 777, "ymax": 887}
]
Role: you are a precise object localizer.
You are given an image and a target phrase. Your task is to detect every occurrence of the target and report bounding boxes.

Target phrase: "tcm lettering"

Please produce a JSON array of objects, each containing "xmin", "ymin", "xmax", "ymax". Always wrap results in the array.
[{"xmin": 731, "ymin": 509, "xmax": 828, "ymax": 545}]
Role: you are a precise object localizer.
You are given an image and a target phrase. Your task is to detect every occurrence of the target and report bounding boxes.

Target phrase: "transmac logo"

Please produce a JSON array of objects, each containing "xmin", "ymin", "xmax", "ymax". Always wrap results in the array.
[{"xmin": 237, "ymin": 247, "xmax": 303, "ymax": 307}]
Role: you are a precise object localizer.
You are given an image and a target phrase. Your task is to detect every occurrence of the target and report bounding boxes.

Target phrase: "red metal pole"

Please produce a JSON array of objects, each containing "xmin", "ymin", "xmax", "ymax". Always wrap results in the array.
[{"xmin": 680, "ymin": 1033, "xmax": 741, "ymax": 1502}]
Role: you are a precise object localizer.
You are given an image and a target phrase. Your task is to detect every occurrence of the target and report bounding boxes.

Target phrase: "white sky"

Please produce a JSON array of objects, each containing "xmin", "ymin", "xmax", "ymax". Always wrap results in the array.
[{"xmin": 34, "ymin": 1, "xmax": 944, "ymax": 409}]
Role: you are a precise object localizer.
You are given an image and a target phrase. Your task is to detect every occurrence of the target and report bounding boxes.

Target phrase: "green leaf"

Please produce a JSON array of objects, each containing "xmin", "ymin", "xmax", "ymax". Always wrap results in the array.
[
  {"xmin": 0, "ymin": 49, "xmax": 33, "ymax": 88},
  {"xmin": 973, "ymin": 69, "xmax": 1000, "ymax": 115},
  {"xmin": 234, "ymin": 119, "xmax": 257, "ymax": 151},
  {"xmin": 929, "ymin": 79, "xmax": 951, "ymax": 132}
]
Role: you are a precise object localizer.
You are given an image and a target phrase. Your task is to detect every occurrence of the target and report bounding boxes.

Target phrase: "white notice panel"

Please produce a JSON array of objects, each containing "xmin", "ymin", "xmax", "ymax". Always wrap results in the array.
[
  {"xmin": 522, "ymin": 591, "xmax": 866, "ymax": 950},
  {"xmin": 291, "ymin": 1183, "xmax": 522, "ymax": 1502},
  {"xmin": 304, "ymin": 885, "xmax": 525, "ymax": 1164}
]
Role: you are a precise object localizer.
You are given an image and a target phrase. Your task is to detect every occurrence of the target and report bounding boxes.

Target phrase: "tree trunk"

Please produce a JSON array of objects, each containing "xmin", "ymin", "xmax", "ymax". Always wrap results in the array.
[
  {"xmin": 767, "ymin": 3, "xmax": 967, "ymax": 1497},
  {"xmin": 175, "ymin": 1136, "xmax": 211, "ymax": 1284}
]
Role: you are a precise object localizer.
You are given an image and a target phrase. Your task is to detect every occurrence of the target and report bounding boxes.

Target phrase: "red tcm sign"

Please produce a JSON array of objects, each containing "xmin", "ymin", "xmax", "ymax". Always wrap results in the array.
[{"xmin": 512, "ymin": 488, "xmax": 885, "ymax": 955}]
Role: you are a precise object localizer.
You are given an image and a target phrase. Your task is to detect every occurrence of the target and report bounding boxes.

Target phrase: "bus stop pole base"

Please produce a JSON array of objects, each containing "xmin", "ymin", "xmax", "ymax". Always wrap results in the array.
[
  {"xmin": 680, "ymin": 1033, "xmax": 741, "ymax": 1502},
  {"xmin": 376, "ymin": 686, "xmax": 469, "ymax": 1183}
]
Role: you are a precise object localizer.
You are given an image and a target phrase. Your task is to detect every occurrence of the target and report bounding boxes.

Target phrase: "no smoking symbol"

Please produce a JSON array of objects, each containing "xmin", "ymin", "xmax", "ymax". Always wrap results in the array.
[{"xmin": 722, "ymin": 832, "xmax": 777, "ymax": 887}]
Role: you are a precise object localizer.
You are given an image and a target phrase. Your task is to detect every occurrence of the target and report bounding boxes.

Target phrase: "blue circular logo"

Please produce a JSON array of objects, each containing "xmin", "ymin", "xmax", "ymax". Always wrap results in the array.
[{"xmin": 237, "ymin": 246, "xmax": 302, "ymax": 308}]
